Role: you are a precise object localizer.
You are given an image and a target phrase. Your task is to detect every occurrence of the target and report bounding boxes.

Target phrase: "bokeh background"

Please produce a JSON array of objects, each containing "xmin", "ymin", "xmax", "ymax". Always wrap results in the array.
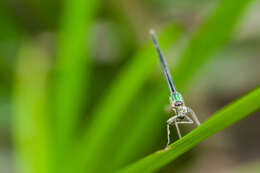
[{"xmin": 0, "ymin": 0, "xmax": 260, "ymax": 172}]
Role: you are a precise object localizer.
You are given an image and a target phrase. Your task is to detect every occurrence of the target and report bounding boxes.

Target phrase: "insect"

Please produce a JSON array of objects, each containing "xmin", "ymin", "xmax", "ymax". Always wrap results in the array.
[{"xmin": 150, "ymin": 30, "xmax": 201, "ymax": 147}]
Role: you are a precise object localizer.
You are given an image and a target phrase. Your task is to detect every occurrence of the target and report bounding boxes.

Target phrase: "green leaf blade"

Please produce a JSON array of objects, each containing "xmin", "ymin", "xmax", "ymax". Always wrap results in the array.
[
  {"xmin": 53, "ymin": 0, "xmax": 100, "ymax": 167},
  {"xmin": 118, "ymin": 87, "xmax": 260, "ymax": 173},
  {"xmin": 174, "ymin": 0, "xmax": 252, "ymax": 88},
  {"xmin": 13, "ymin": 41, "xmax": 52, "ymax": 173}
]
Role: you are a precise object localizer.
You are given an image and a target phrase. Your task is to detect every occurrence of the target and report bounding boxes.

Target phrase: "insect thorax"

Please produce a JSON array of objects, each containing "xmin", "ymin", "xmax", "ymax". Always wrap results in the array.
[{"xmin": 170, "ymin": 92, "xmax": 184, "ymax": 104}]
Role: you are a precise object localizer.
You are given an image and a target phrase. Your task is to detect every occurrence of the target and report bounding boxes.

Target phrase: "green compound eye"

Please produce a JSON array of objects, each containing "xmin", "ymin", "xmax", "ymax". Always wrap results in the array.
[{"xmin": 172, "ymin": 93, "xmax": 181, "ymax": 102}]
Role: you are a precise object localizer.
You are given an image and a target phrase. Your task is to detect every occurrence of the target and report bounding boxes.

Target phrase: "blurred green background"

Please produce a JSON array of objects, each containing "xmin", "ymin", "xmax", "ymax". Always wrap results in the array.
[{"xmin": 0, "ymin": 0, "xmax": 260, "ymax": 172}]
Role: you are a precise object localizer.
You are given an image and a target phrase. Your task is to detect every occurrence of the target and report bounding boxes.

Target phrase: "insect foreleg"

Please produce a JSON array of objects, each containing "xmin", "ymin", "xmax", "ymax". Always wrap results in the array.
[
  {"xmin": 174, "ymin": 119, "xmax": 182, "ymax": 139},
  {"xmin": 187, "ymin": 107, "xmax": 201, "ymax": 126}
]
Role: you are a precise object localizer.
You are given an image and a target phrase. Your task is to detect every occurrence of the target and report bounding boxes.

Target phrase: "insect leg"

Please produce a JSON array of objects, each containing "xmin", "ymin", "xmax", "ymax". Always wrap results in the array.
[
  {"xmin": 167, "ymin": 115, "xmax": 178, "ymax": 124},
  {"xmin": 166, "ymin": 123, "xmax": 171, "ymax": 147},
  {"xmin": 166, "ymin": 115, "xmax": 178, "ymax": 147},
  {"xmin": 175, "ymin": 119, "xmax": 182, "ymax": 139},
  {"xmin": 187, "ymin": 107, "xmax": 201, "ymax": 126}
]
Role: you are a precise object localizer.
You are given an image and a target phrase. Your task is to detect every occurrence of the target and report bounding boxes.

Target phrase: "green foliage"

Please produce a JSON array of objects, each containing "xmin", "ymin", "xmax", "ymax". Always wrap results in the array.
[
  {"xmin": 13, "ymin": 41, "xmax": 52, "ymax": 173},
  {"xmin": 53, "ymin": 0, "xmax": 100, "ymax": 168},
  {"xmin": 10, "ymin": 0, "xmax": 258, "ymax": 173},
  {"xmin": 173, "ymin": 0, "xmax": 252, "ymax": 89}
]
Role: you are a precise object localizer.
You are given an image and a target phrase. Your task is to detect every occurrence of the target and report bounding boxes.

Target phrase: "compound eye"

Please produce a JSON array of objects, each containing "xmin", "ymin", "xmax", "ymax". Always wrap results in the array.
[{"xmin": 175, "ymin": 101, "xmax": 183, "ymax": 106}]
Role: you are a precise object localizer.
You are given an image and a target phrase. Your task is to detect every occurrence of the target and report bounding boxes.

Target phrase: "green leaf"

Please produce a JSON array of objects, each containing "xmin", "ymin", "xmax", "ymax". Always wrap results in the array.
[
  {"xmin": 13, "ymin": 41, "xmax": 52, "ymax": 173},
  {"xmin": 0, "ymin": 1, "xmax": 24, "ymax": 39},
  {"xmin": 53, "ymin": 0, "xmax": 100, "ymax": 166},
  {"xmin": 174, "ymin": 0, "xmax": 252, "ymax": 89},
  {"xmin": 111, "ymin": 85, "xmax": 167, "ymax": 169},
  {"xmin": 118, "ymin": 87, "xmax": 260, "ymax": 173}
]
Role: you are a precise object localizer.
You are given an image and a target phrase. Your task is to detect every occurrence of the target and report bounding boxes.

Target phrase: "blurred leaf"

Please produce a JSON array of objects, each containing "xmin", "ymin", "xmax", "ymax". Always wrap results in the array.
[
  {"xmin": 229, "ymin": 161, "xmax": 260, "ymax": 173},
  {"xmin": 175, "ymin": 0, "xmax": 252, "ymax": 88},
  {"xmin": 23, "ymin": 0, "xmax": 59, "ymax": 29},
  {"xmin": 69, "ymin": 25, "xmax": 181, "ymax": 173},
  {"xmin": 112, "ymin": 0, "xmax": 253, "ymax": 169},
  {"xmin": 111, "ymin": 85, "xmax": 167, "ymax": 169},
  {"xmin": 118, "ymin": 86, "xmax": 260, "ymax": 173},
  {"xmin": 0, "ymin": 1, "xmax": 24, "ymax": 75},
  {"xmin": 0, "ymin": 1, "xmax": 24, "ymax": 39},
  {"xmin": 53, "ymin": 0, "xmax": 100, "ymax": 167},
  {"xmin": 13, "ymin": 41, "xmax": 52, "ymax": 173}
]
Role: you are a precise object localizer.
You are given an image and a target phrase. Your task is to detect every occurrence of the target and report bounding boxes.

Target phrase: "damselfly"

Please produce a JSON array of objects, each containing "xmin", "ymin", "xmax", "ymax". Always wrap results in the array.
[{"xmin": 150, "ymin": 30, "xmax": 201, "ymax": 147}]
